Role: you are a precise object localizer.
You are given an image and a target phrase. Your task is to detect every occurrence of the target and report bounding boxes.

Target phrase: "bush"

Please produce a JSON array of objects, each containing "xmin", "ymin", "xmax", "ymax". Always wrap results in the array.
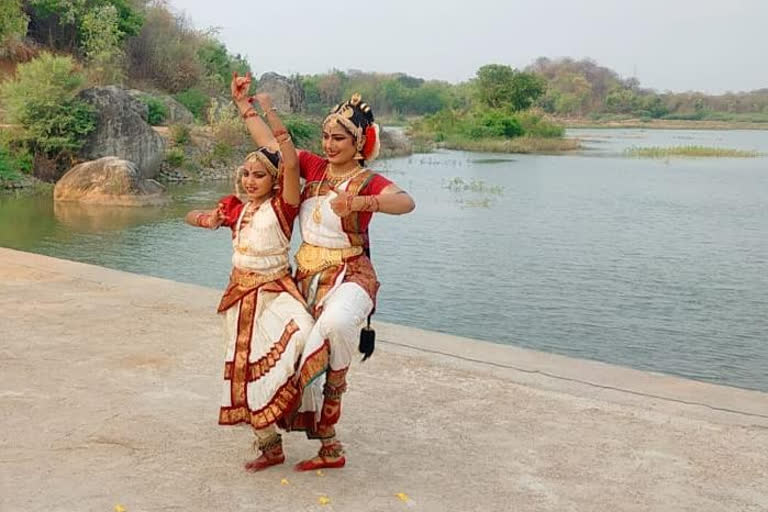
[
  {"xmin": 0, "ymin": 136, "xmax": 33, "ymax": 181},
  {"xmin": 174, "ymin": 88, "xmax": 209, "ymax": 121},
  {"xmin": 515, "ymin": 110, "xmax": 565, "ymax": 138},
  {"xmin": 165, "ymin": 147, "xmax": 184, "ymax": 168},
  {"xmin": 169, "ymin": 124, "xmax": 191, "ymax": 145},
  {"xmin": 0, "ymin": 53, "xmax": 96, "ymax": 159},
  {"xmin": 207, "ymin": 98, "xmax": 246, "ymax": 147},
  {"xmin": 141, "ymin": 95, "xmax": 168, "ymax": 126},
  {"xmin": 212, "ymin": 141, "xmax": 234, "ymax": 162},
  {"xmin": 284, "ymin": 115, "xmax": 321, "ymax": 151},
  {"xmin": 469, "ymin": 110, "xmax": 523, "ymax": 139}
]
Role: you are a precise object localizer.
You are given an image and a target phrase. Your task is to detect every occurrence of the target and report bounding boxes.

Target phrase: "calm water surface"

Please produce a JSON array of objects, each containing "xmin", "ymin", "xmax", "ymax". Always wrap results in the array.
[{"xmin": 2, "ymin": 129, "xmax": 767, "ymax": 391}]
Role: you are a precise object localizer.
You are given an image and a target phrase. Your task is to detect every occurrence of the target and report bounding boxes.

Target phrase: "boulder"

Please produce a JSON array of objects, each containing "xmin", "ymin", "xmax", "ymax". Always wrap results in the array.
[
  {"xmin": 77, "ymin": 86, "xmax": 166, "ymax": 178},
  {"xmin": 53, "ymin": 157, "xmax": 168, "ymax": 206},
  {"xmin": 378, "ymin": 127, "xmax": 413, "ymax": 158},
  {"xmin": 257, "ymin": 72, "xmax": 304, "ymax": 113}
]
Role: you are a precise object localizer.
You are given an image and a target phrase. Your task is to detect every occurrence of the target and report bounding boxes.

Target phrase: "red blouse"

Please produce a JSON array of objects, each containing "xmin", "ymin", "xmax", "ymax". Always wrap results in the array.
[
  {"xmin": 217, "ymin": 193, "xmax": 299, "ymax": 239},
  {"xmin": 298, "ymin": 151, "xmax": 392, "ymax": 233}
]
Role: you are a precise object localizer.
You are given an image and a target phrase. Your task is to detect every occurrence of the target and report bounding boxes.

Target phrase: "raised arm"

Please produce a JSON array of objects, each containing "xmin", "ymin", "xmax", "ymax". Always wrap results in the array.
[
  {"xmin": 254, "ymin": 93, "xmax": 301, "ymax": 206},
  {"xmin": 231, "ymin": 72, "xmax": 279, "ymax": 152}
]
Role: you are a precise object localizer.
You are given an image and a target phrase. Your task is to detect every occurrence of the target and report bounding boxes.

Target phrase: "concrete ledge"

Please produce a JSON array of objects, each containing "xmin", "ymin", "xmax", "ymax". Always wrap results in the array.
[{"xmin": 2, "ymin": 247, "xmax": 767, "ymax": 512}]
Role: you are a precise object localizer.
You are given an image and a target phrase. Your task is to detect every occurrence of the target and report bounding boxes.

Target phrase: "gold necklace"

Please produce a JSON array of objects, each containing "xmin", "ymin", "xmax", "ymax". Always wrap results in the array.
[
  {"xmin": 311, "ymin": 167, "xmax": 328, "ymax": 224},
  {"xmin": 326, "ymin": 164, "xmax": 363, "ymax": 185},
  {"xmin": 311, "ymin": 164, "xmax": 364, "ymax": 224}
]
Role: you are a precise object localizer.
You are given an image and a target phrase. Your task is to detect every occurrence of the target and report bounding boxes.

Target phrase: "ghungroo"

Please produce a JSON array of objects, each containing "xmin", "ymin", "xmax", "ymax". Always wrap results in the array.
[{"xmin": 253, "ymin": 432, "xmax": 282, "ymax": 453}]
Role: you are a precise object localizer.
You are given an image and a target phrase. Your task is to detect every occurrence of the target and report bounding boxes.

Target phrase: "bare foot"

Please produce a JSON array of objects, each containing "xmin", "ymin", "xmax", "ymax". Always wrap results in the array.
[
  {"xmin": 244, "ymin": 452, "xmax": 285, "ymax": 472},
  {"xmin": 293, "ymin": 454, "xmax": 345, "ymax": 471}
]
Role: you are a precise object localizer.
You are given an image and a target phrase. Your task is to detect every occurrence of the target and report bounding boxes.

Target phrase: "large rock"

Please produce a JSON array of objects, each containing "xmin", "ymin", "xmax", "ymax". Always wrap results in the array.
[
  {"xmin": 125, "ymin": 90, "xmax": 195, "ymax": 125},
  {"xmin": 378, "ymin": 127, "xmax": 413, "ymax": 158},
  {"xmin": 77, "ymin": 86, "xmax": 166, "ymax": 178},
  {"xmin": 54, "ymin": 157, "xmax": 168, "ymax": 206},
  {"xmin": 257, "ymin": 72, "xmax": 304, "ymax": 113}
]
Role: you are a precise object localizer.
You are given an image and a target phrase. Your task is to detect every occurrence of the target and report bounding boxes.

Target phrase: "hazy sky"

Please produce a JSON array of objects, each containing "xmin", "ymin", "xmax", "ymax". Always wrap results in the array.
[{"xmin": 170, "ymin": 0, "xmax": 766, "ymax": 94}]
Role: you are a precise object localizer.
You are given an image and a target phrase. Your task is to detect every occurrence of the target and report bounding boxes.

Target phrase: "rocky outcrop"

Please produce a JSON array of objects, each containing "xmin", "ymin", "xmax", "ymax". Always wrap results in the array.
[
  {"xmin": 257, "ymin": 72, "xmax": 304, "ymax": 113},
  {"xmin": 378, "ymin": 127, "xmax": 413, "ymax": 159},
  {"xmin": 53, "ymin": 157, "xmax": 168, "ymax": 206},
  {"xmin": 126, "ymin": 90, "xmax": 195, "ymax": 125},
  {"xmin": 77, "ymin": 86, "xmax": 166, "ymax": 178}
]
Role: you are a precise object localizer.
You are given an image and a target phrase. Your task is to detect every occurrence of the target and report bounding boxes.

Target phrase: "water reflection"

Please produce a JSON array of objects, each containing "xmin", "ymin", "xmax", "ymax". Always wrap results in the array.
[{"xmin": 53, "ymin": 201, "xmax": 167, "ymax": 233}]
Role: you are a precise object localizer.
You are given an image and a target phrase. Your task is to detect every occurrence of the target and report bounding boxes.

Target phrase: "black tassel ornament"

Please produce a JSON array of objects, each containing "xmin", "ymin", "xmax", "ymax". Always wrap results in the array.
[{"xmin": 359, "ymin": 315, "xmax": 375, "ymax": 361}]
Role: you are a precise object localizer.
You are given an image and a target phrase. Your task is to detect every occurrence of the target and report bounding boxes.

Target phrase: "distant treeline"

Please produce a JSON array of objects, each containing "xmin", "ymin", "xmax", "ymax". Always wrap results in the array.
[{"xmin": 298, "ymin": 59, "xmax": 768, "ymax": 122}]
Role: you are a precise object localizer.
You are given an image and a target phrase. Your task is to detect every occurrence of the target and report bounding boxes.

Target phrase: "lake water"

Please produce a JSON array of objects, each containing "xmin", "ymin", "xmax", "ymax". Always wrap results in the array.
[{"xmin": 2, "ymin": 128, "xmax": 767, "ymax": 391}]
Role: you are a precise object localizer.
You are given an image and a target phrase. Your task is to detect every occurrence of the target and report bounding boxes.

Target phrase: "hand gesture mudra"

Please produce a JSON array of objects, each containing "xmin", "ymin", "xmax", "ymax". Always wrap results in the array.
[
  {"xmin": 329, "ymin": 187, "xmax": 354, "ymax": 217},
  {"xmin": 231, "ymin": 71, "xmax": 252, "ymax": 103}
]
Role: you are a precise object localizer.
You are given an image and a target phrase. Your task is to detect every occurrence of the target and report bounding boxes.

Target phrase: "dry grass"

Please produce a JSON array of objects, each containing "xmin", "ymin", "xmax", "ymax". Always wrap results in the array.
[
  {"xmin": 440, "ymin": 136, "xmax": 581, "ymax": 154},
  {"xmin": 625, "ymin": 146, "xmax": 762, "ymax": 158}
]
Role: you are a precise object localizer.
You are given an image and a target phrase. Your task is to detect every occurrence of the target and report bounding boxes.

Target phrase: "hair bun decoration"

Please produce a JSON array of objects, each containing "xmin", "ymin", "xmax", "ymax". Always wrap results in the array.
[{"xmin": 363, "ymin": 123, "xmax": 380, "ymax": 162}]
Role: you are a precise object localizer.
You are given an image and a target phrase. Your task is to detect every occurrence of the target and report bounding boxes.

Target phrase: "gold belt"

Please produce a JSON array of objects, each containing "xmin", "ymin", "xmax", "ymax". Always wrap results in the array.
[
  {"xmin": 230, "ymin": 267, "xmax": 289, "ymax": 288},
  {"xmin": 295, "ymin": 243, "xmax": 363, "ymax": 274}
]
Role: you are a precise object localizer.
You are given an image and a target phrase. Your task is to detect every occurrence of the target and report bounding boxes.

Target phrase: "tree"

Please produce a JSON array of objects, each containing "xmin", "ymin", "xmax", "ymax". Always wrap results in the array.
[
  {"xmin": 474, "ymin": 64, "xmax": 546, "ymax": 111},
  {"xmin": 81, "ymin": 4, "xmax": 125, "ymax": 84},
  {"xmin": 25, "ymin": 0, "xmax": 143, "ymax": 52},
  {"xmin": 0, "ymin": 0, "xmax": 29, "ymax": 54}
]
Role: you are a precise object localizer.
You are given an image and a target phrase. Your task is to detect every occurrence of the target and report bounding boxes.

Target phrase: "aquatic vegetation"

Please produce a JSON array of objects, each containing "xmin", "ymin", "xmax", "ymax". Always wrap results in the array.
[
  {"xmin": 443, "ymin": 177, "xmax": 504, "ymax": 195},
  {"xmin": 443, "ymin": 177, "xmax": 503, "ymax": 209},
  {"xmin": 625, "ymin": 145, "xmax": 762, "ymax": 158}
]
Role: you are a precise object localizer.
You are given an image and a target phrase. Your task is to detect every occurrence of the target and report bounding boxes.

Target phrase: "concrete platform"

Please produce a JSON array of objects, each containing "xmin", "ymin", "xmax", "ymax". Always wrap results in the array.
[{"xmin": 1, "ymin": 247, "xmax": 766, "ymax": 512}]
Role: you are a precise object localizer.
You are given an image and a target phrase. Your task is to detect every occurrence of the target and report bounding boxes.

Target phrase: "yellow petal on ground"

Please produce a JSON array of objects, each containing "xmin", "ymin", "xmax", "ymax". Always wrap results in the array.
[
  {"xmin": 315, "ymin": 469, "xmax": 324, "ymax": 476},
  {"xmin": 114, "ymin": 505, "xmax": 127, "ymax": 512},
  {"xmin": 280, "ymin": 478, "xmax": 289, "ymax": 485},
  {"xmin": 396, "ymin": 492, "xmax": 409, "ymax": 502},
  {"xmin": 318, "ymin": 495, "xmax": 331, "ymax": 505}
]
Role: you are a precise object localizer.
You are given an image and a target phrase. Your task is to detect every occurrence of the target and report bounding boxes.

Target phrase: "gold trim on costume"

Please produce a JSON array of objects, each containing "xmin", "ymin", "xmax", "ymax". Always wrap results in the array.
[
  {"xmin": 231, "ymin": 267, "xmax": 290, "ymax": 288},
  {"xmin": 295, "ymin": 243, "xmax": 363, "ymax": 274}
]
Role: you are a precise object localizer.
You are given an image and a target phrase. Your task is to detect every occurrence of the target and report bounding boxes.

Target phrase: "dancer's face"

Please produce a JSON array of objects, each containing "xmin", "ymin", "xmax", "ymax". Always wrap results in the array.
[
  {"xmin": 240, "ymin": 161, "xmax": 274, "ymax": 201},
  {"xmin": 322, "ymin": 122, "xmax": 358, "ymax": 166}
]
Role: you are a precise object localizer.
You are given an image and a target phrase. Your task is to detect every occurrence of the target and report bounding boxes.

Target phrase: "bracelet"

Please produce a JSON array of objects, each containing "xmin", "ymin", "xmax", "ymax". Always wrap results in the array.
[
  {"xmin": 241, "ymin": 107, "xmax": 254, "ymax": 119},
  {"xmin": 276, "ymin": 134, "xmax": 292, "ymax": 144},
  {"xmin": 273, "ymin": 128, "xmax": 288, "ymax": 138},
  {"xmin": 344, "ymin": 195, "xmax": 354, "ymax": 216},
  {"xmin": 362, "ymin": 195, "xmax": 379, "ymax": 212}
]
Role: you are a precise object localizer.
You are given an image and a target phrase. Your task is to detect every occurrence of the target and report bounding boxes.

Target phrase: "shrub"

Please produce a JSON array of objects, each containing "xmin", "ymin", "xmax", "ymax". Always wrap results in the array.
[
  {"xmin": 174, "ymin": 88, "xmax": 209, "ymax": 121},
  {"xmin": 169, "ymin": 124, "xmax": 191, "ymax": 145},
  {"xmin": 0, "ymin": 53, "xmax": 96, "ymax": 159},
  {"xmin": 515, "ymin": 110, "xmax": 565, "ymax": 138},
  {"xmin": 212, "ymin": 141, "xmax": 234, "ymax": 162},
  {"xmin": 141, "ymin": 95, "xmax": 168, "ymax": 126},
  {"xmin": 0, "ymin": 136, "xmax": 33, "ymax": 181},
  {"xmin": 165, "ymin": 147, "xmax": 184, "ymax": 167},
  {"xmin": 284, "ymin": 115, "xmax": 321, "ymax": 151},
  {"xmin": 207, "ymin": 98, "xmax": 246, "ymax": 147}
]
